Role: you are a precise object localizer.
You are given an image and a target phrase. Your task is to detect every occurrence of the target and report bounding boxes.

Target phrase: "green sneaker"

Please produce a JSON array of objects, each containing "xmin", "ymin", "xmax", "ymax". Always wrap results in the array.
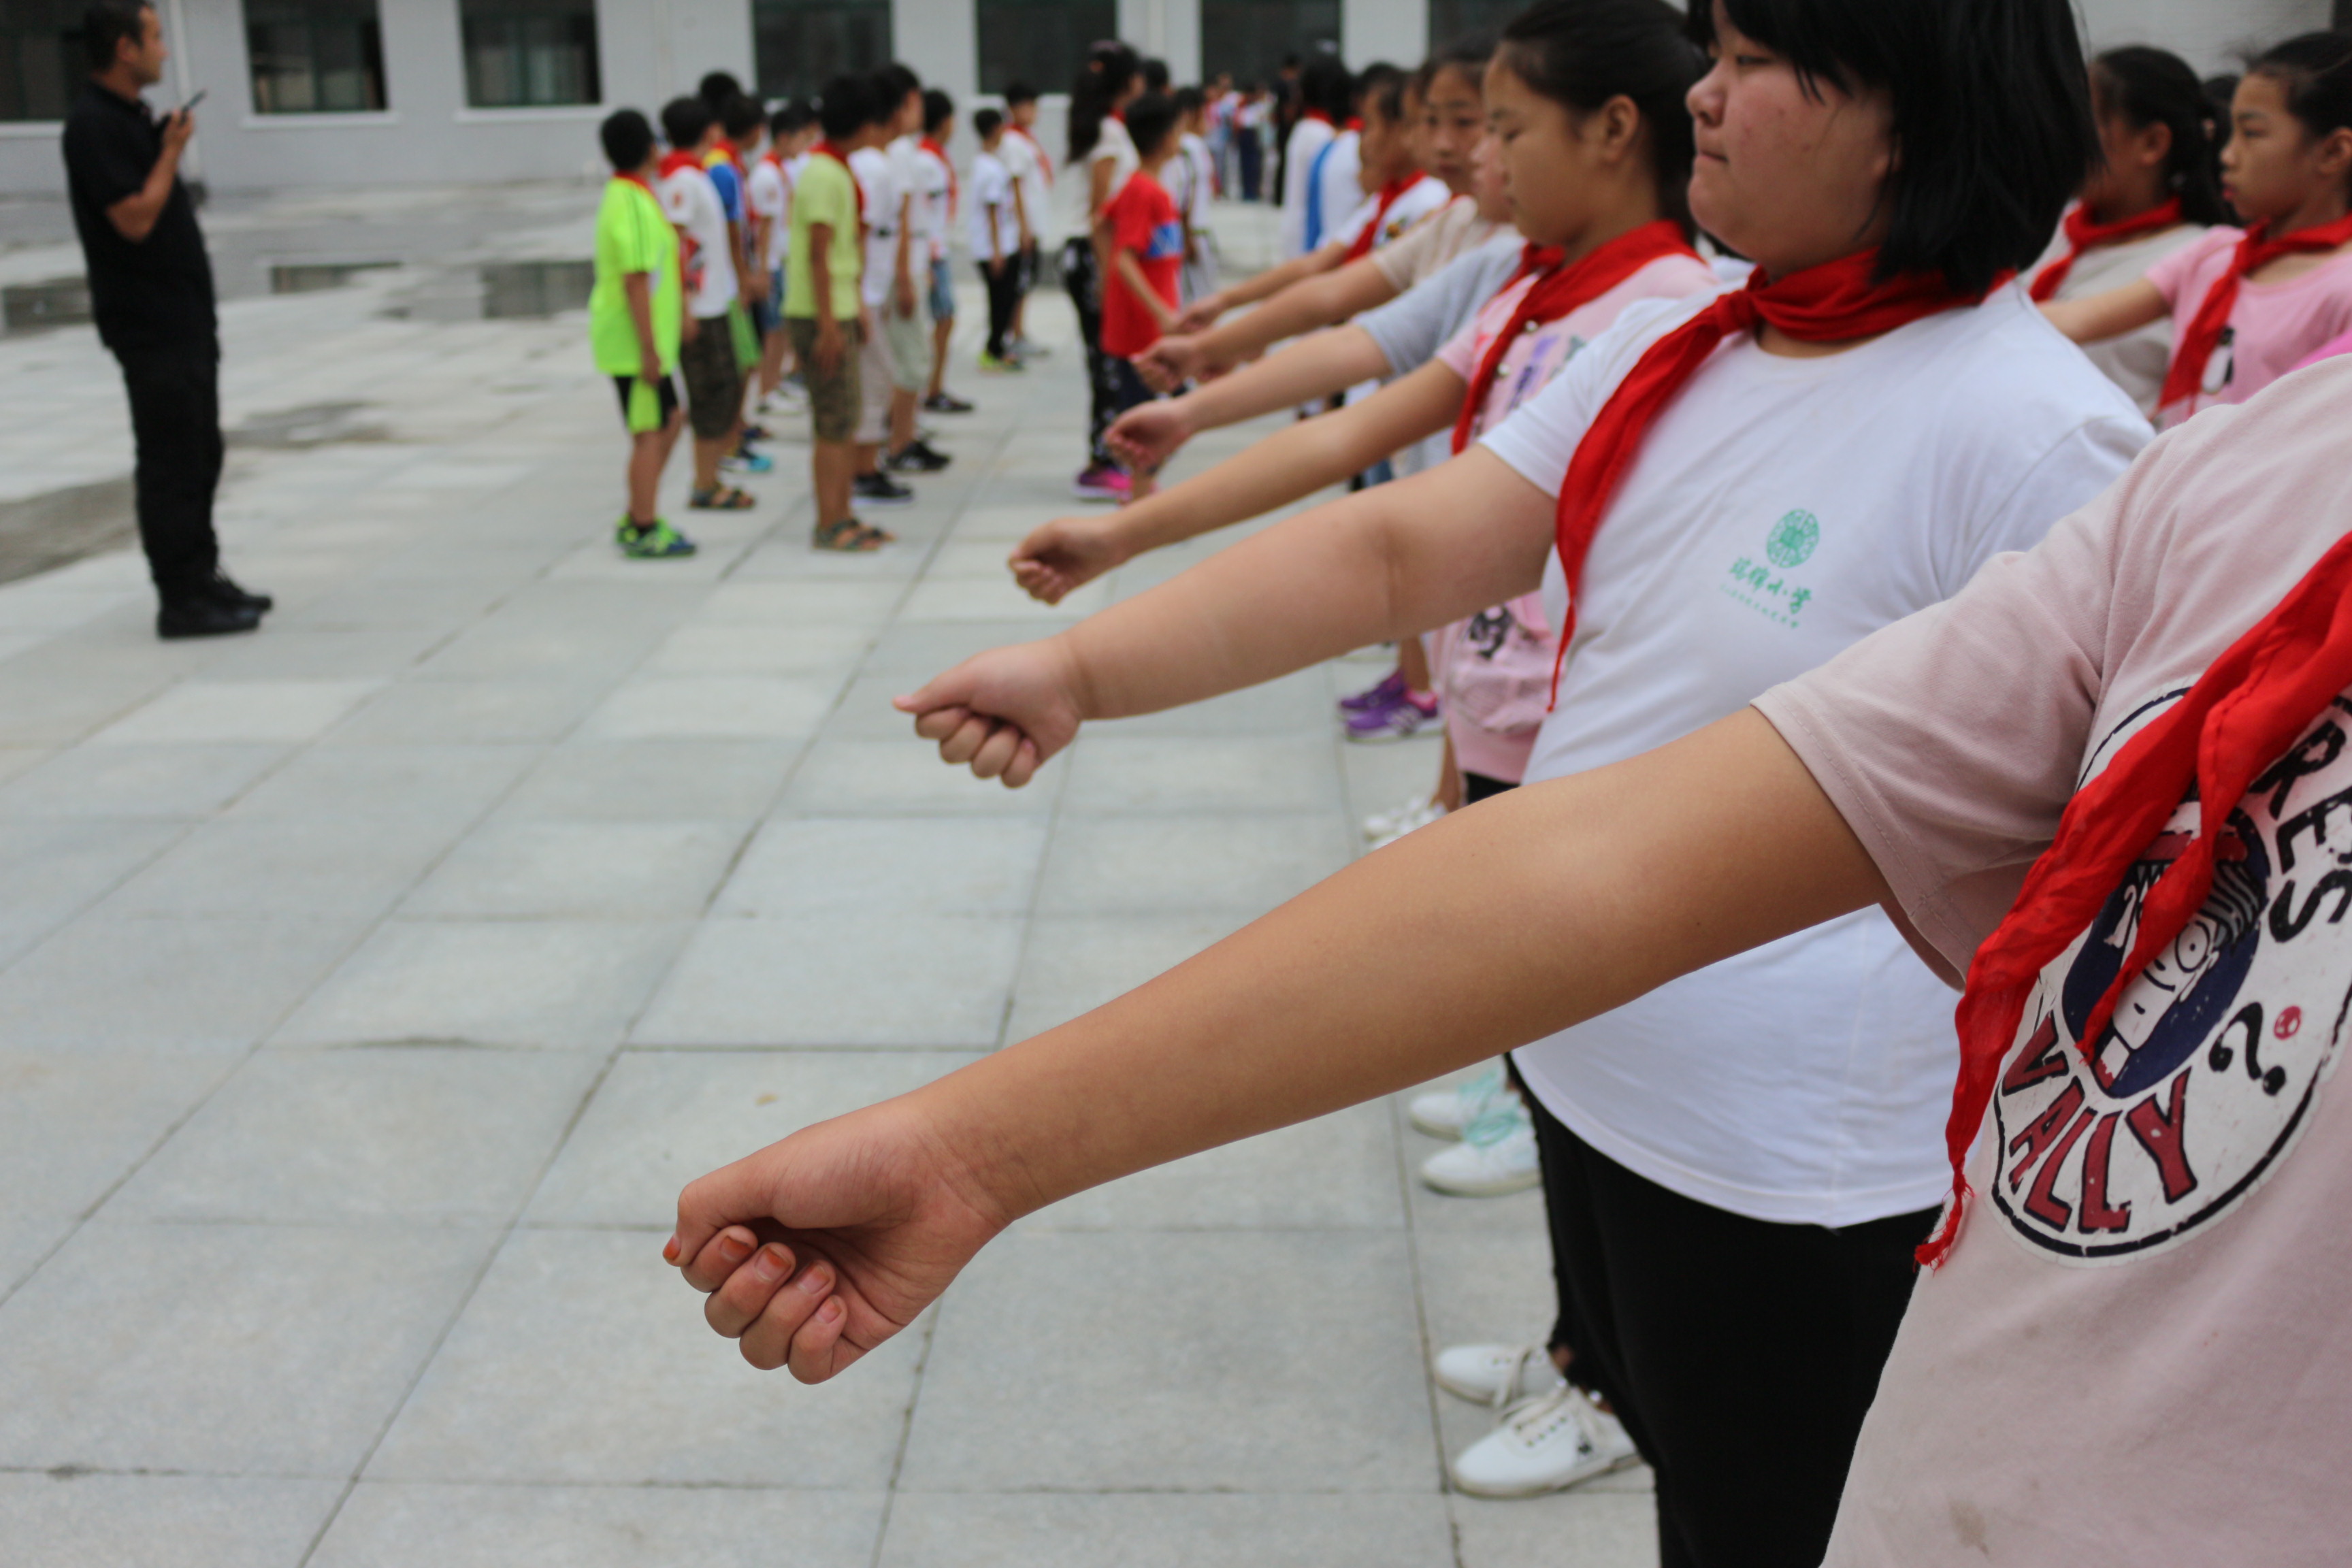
[{"xmin": 616, "ymin": 517, "xmax": 698, "ymax": 559}]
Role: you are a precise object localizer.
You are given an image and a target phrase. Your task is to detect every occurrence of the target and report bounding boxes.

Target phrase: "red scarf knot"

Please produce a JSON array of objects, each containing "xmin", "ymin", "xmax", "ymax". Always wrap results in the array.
[
  {"xmin": 1341, "ymin": 175, "xmax": 1429, "ymax": 263},
  {"xmin": 2158, "ymin": 212, "xmax": 2352, "ymax": 416},
  {"xmin": 921, "ymin": 135, "xmax": 959, "ymax": 209},
  {"xmin": 2028, "ymin": 197, "xmax": 2186, "ymax": 302}
]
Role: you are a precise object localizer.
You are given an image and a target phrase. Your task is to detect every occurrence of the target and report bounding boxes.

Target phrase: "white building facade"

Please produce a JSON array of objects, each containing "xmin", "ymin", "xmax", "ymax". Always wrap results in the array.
[{"xmin": 0, "ymin": 0, "xmax": 2340, "ymax": 197}]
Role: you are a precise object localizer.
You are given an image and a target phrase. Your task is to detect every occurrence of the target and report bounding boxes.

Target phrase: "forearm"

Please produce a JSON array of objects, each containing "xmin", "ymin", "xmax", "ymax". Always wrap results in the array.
[
  {"xmin": 1060, "ymin": 449, "xmax": 1549, "ymax": 721},
  {"xmin": 106, "ymin": 146, "xmax": 182, "ymax": 242},
  {"xmin": 921, "ymin": 710, "xmax": 1886, "ymax": 1218},
  {"xmin": 1113, "ymin": 250, "xmax": 1177, "ymax": 332},
  {"xmin": 811, "ymin": 228, "xmax": 841, "ymax": 325},
  {"xmin": 625, "ymin": 274, "xmax": 660, "ymax": 370},
  {"xmin": 1209, "ymin": 257, "xmax": 1399, "ymax": 359},
  {"xmin": 1219, "ymin": 242, "xmax": 1343, "ymax": 309},
  {"xmin": 1177, "ymin": 324, "xmax": 1394, "ymax": 429},
  {"xmin": 2042, "ymin": 279, "xmax": 2168, "ymax": 345}
]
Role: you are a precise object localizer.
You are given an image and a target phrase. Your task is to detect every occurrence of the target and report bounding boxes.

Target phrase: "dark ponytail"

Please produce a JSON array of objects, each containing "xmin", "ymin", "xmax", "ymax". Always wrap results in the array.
[
  {"xmin": 1070, "ymin": 39, "xmax": 1141, "ymax": 163},
  {"xmin": 1497, "ymin": 0, "xmax": 1704, "ymax": 235},
  {"xmin": 2092, "ymin": 46, "xmax": 2232, "ymax": 226},
  {"xmin": 2250, "ymin": 32, "xmax": 2352, "ymax": 202}
]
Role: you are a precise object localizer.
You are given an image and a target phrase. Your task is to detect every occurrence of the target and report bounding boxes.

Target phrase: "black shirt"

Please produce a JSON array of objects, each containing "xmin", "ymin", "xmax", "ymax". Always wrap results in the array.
[{"xmin": 61, "ymin": 80, "xmax": 216, "ymax": 355}]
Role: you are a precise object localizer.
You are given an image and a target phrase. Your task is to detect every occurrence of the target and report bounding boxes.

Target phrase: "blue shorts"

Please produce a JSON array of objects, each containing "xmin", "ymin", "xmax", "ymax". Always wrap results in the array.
[
  {"xmin": 751, "ymin": 267, "xmax": 783, "ymax": 335},
  {"xmin": 927, "ymin": 255, "xmax": 956, "ymax": 321}
]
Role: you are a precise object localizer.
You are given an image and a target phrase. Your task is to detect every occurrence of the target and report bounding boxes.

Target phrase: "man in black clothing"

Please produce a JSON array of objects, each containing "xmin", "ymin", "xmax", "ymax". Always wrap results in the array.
[{"xmin": 61, "ymin": 1, "xmax": 268, "ymax": 639}]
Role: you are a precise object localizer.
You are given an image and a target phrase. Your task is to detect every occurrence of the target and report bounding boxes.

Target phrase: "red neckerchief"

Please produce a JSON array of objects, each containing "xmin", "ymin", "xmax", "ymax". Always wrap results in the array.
[
  {"xmin": 1548, "ymin": 248, "xmax": 2012, "ymax": 704},
  {"xmin": 921, "ymin": 135, "xmax": 958, "ymax": 210},
  {"xmin": 1010, "ymin": 124, "xmax": 1054, "ymax": 181},
  {"xmin": 1921, "ymin": 529, "xmax": 2352, "ymax": 1267},
  {"xmin": 657, "ymin": 149, "xmax": 704, "ymax": 180},
  {"xmin": 1341, "ymin": 175, "xmax": 1422, "ymax": 263},
  {"xmin": 2159, "ymin": 212, "xmax": 2352, "ymax": 414},
  {"xmin": 1452, "ymin": 221, "xmax": 1699, "ymax": 455},
  {"xmin": 811, "ymin": 140, "xmax": 864, "ymax": 225},
  {"xmin": 2029, "ymin": 197, "xmax": 2186, "ymax": 302},
  {"xmin": 615, "ymin": 170, "xmax": 658, "ymax": 201},
  {"xmin": 1302, "ymin": 110, "xmax": 1333, "ymax": 126},
  {"xmin": 1343, "ymin": 116, "xmax": 1363, "ymax": 132}
]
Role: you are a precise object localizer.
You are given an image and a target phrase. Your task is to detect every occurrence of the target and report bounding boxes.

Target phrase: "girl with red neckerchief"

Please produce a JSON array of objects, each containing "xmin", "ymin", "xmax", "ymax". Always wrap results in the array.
[
  {"xmin": 671, "ymin": 2, "xmax": 2147, "ymax": 1561},
  {"xmin": 2025, "ymin": 46, "xmax": 2230, "ymax": 416},
  {"xmin": 2047, "ymin": 32, "xmax": 2352, "ymax": 426}
]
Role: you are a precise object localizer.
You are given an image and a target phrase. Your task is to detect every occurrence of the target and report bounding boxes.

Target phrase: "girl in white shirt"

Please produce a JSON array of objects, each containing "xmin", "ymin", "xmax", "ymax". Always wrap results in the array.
[{"xmin": 1063, "ymin": 41, "xmax": 1145, "ymax": 500}]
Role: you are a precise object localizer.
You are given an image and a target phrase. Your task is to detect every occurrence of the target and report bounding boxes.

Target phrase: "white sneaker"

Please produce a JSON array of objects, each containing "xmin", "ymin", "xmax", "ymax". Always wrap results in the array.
[
  {"xmin": 1434, "ymin": 1343, "xmax": 1563, "ymax": 1408},
  {"xmin": 1408, "ymin": 1063, "xmax": 1503, "ymax": 1139},
  {"xmin": 1419, "ymin": 1094, "xmax": 1539, "ymax": 1196},
  {"xmin": 1362, "ymin": 794, "xmax": 1444, "ymax": 844},
  {"xmin": 1450, "ymin": 1384, "xmax": 1640, "ymax": 1498}
]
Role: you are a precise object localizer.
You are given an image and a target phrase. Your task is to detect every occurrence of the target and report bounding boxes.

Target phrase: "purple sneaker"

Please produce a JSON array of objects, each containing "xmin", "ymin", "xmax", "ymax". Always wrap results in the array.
[
  {"xmin": 1345, "ymin": 689, "xmax": 1441, "ymax": 743},
  {"xmin": 1339, "ymin": 668, "xmax": 1407, "ymax": 714}
]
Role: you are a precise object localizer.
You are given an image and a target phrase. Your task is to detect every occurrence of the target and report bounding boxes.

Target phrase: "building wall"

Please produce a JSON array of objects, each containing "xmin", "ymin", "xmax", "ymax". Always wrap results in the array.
[{"xmin": 0, "ymin": 0, "xmax": 2339, "ymax": 197}]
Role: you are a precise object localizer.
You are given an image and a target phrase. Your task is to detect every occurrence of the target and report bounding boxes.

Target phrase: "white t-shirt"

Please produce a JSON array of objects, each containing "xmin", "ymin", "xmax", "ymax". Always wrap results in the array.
[
  {"xmin": 747, "ymin": 154, "xmax": 792, "ymax": 274},
  {"xmin": 1084, "ymin": 116, "xmax": 1139, "ymax": 229},
  {"xmin": 1001, "ymin": 125, "xmax": 1051, "ymax": 245},
  {"xmin": 968, "ymin": 149, "xmax": 1019, "ymax": 261},
  {"xmin": 2028, "ymin": 204, "xmax": 2212, "ymax": 417},
  {"xmin": 1277, "ymin": 116, "xmax": 1335, "ymax": 258},
  {"xmin": 910, "ymin": 139, "xmax": 954, "ymax": 261},
  {"xmin": 1480, "ymin": 283, "xmax": 2153, "ymax": 1224},
  {"xmin": 658, "ymin": 161, "xmax": 738, "ymax": 318},
  {"xmin": 1341, "ymin": 173, "xmax": 1450, "ymax": 256},
  {"xmin": 850, "ymin": 145, "xmax": 899, "ymax": 310},
  {"xmin": 1309, "ymin": 127, "xmax": 1360, "ymax": 252},
  {"xmin": 1176, "ymin": 131, "xmax": 1214, "ymax": 225}
]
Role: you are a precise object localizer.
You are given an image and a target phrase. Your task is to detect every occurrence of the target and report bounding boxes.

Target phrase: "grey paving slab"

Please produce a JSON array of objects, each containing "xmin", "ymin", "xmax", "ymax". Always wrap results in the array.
[
  {"xmin": 195, "ymin": 625, "xmax": 455, "ymax": 680},
  {"xmin": 310, "ymin": 1482, "xmax": 887, "ymax": 1568},
  {"xmin": 0, "ymin": 1218, "xmax": 497, "ymax": 1475},
  {"xmin": 715, "ymin": 816, "xmax": 1047, "ymax": 916},
  {"xmin": 1033, "ymin": 811, "xmax": 1351, "ymax": 915},
  {"xmin": 574, "ymin": 673, "xmax": 843, "ymax": 741},
  {"xmin": 108, "ymin": 1047, "xmax": 602, "ymax": 1224},
  {"xmin": 323, "ymin": 676, "xmax": 604, "ymax": 744},
  {"xmin": 633, "ymin": 914, "xmax": 1024, "ymax": 1047},
  {"xmin": 365, "ymin": 1226, "xmax": 925, "ymax": 1487},
  {"xmin": 224, "ymin": 741, "xmax": 537, "ymax": 821},
  {"xmin": 101, "ymin": 811, "xmax": 462, "ymax": 919},
  {"xmin": 1019, "ymin": 1105, "xmax": 1407, "ymax": 1232},
  {"xmin": 1092, "ymin": 668, "xmax": 1339, "ymax": 736},
  {"xmin": 1453, "ymin": 1491, "xmax": 1659, "ymax": 1568},
  {"xmin": 92, "ymin": 679, "xmax": 385, "ymax": 744},
  {"xmin": 0, "ymin": 817, "xmax": 184, "ymax": 960},
  {"xmin": 1063, "ymin": 734, "xmax": 1343, "ymax": 815},
  {"xmin": 401, "ymin": 819, "xmax": 747, "ymax": 918},
  {"xmin": 495, "ymin": 738, "xmax": 796, "ymax": 821},
  {"xmin": 698, "ymin": 579, "xmax": 907, "ymax": 624},
  {"xmin": 782, "ymin": 737, "xmax": 1061, "ymax": 816},
  {"xmin": 274, "ymin": 919, "xmax": 688, "ymax": 1049},
  {"xmin": 644, "ymin": 621, "xmax": 870, "ymax": 675},
  {"xmin": 877, "ymin": 1493, "xmax": 1454, "ymax": 1568},
  {"xmin": 899, "ymin": 1230, "xmax": 1433, "ymax": 1493},
  {"xmin": 0, "ymin": 1212, "xmax": 75, "ymax": 1297},
  {"xmin": 1004, "ymin": 911, "xmax": 1252, "ymax": 1040},
  {"xmin": 0, "ymin": 742, "xmax": 290, "ymax": 819},
  {"xmin": 0, "ymin": 1049, "xmax": 236, "ymax": 1219},
  {"xmin": 0, "ymin": 1473, "xmax": 345, "ymax": 1568},
  {"xmin": 527, "ymin": 1049, "xmax": 980, "ymax": 1226}
]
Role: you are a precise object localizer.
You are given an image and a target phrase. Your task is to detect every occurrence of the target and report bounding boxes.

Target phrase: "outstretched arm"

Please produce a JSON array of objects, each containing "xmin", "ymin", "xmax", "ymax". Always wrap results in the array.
[
  {"xmin": 1137, "ymin": 254, "xmax": 1403, "ymax": 387},
  {"xmin": 669, "ymin": 707, "xmax": 1887, "ymax": 1379},
  {"xmin": 1100, "ymin": 322, "xmax": 1396, "ymax": 478},
  {"xmin": 1174, "ymin": 238, "xmax": 1352, "ymax": 331},
  {"xmin": 1010, "ymin": 358, "xmax": 1467, "ymax": 603},
  {"xmin": 2042, "ymin": 279, "xmax": 2168, "ymax": 345}
]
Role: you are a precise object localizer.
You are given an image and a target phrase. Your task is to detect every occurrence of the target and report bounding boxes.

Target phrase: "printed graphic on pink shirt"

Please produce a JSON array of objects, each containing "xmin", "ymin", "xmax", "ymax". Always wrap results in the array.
[{"xmin": 1993, "ymin": 687, "xmax": 2352, "ymax": 1263}]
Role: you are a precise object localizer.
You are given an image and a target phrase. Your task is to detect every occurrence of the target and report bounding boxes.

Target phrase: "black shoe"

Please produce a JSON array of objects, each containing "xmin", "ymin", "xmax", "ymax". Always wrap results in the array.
[
  {"xmin": 883, "ymin": 438, "xmax": 952, "ymax": 474},
  {"xmin": 158, "ymin": 593, "xmax": 263, "ymax": 640},
  {"xmin": 852, "ymin": 472, "xmax": 916, "ymax": 507},
  {"xmin": 206, "ymin": 570, "xmax": 273, "ymax": 613},
  {"xmin": 922, "ymin": 391, "xmax": 975, "ymax": 414}
]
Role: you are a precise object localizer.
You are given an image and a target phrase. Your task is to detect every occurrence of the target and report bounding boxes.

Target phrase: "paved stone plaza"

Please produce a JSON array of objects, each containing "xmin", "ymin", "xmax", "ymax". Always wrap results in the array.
[{"xmin": 0, "ymin": 187, "xmax": 1652, "ymax": 1567}]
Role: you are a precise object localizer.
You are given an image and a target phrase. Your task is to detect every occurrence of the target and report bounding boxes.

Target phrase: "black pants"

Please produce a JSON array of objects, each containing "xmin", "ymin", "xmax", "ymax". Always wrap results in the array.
[
  {"xmin": 1060, "ymin": 237, "xmax": 1117, "ymax": 466},
  {"xmin": 1237, "ymin": 129, "xmax": 1264, "ymax": 199},
  {"xmin": 116, "ymin": 344, "xmax": 224, "ymax": 594},
  {"xmin": 979, "ymin": 257, "xmax": 1022, "ymax": 359},
  {"xmin": 1523, "ymin": 1094, "xmax": 1933, "ymax": 1568}
]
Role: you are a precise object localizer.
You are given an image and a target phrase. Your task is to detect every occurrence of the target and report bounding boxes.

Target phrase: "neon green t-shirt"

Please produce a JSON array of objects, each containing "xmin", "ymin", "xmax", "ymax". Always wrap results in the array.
[
  {"xmin": 589, "ymin": 176, "xmax": 683, "ymax": 376},
  {"xmin": 785, "ymin": 151, "xmax": 863, "ymax": 321}
]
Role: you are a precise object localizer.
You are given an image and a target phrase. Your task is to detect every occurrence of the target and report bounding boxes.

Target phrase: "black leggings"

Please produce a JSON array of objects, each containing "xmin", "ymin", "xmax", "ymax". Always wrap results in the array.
[
  {"xmin": 979, "ymin": 257, "xmax": 1022, "ymax": 359},
  {"xmin": 1060, "ymin": 236, "xmax": 1118, "ymax": 466}
]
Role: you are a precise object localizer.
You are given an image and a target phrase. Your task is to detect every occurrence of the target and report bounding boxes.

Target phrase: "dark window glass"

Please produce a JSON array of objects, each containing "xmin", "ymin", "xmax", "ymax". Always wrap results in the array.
[
  {"xmin": 0, "ymin": 0, "xmax": 86, "ymax": 120},
  {"xmin": 1200, "ymin": 0, "xmax": 1338, "ymax": 91},
  {"xmin": 751, "ymin": 0, "xmax": 890, "ymax": 103},
  {"xmin": 245, "ymin": 0, "xmax": 387, "ymax": 114},
  {"xmin": 1426, "ymin": 0, "xmax": 1517, "ymax": 52},
  {"xmin": 975, "ymin": 0, "xmax": 1113, "ymax": 97},
  {"xmin": 461, "ymin": 0, "xmax": 600, "ymax": 108}
]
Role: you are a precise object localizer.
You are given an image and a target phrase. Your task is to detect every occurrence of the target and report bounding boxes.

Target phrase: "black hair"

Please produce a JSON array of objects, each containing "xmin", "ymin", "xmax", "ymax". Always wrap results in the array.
[
  {"xmin": 1142, "ymin": 58, "xmax": 1171, "ymax": 92},
  {"xmin": 1071, "ymin": 39, "xmax": 1141, "ymax": 161},
  {"xmin": 1004, "ymin": 80, "xmax": 1038, "ymax": 106},
  {"xmin": 719, "ymin": 92, "xmax": 766, "ymax": 141},
  {"xmin": 865, "ymin": 69, "xmax": 905, "ymax": 128},
  {"xmin": 881, "ymin": 62, "xmax": 921, "ymax": 104},
  {"xmin": 1298, "ymin": 55, "xmax": 1354, "ymax": 120},
  {"xmin": 2249, "ymin": 31, "xmax": 2352, "ymax": 199},
  {"xmin": 698, "ymin": 71, "xmax": 744, "ymax": 108},
  {"xmin": 975, "ymin": 106, "xmax": 1004, "ymax": 139},
  {"xmin": 1124, "ymin": 91, "xmax": 1180, "ymax": 160},
  {"xmin": 1499, "ymin": 0, "xmax": 1703, "ymax": 235},
  {"xmin": 1357, "ymin": 61, "xmax": 1408, "ymax": 122},
  {"xmin": 1691, "ymin": 0, "xmax": 2095, "ymax": 295},
  {"xmin": 80, "ymin": 0, "xmax": 150, "ymax": 72},
  {"xmin": 1175, "ymin": 85, "xmax": 1207, "ymax": 115},
  {"xmin": 660, "ymin": 95, "xmax": 715, "ymax": 152},
  {"xmin": 922, "ymin": 86, "xmax": 953, "ymax": 135},
  {"xmin": 600, "ymin": 108, "xmax": 655, "ymax": 171},
  {"xmin": 1417, "ymin": 35, "xmax": 1495, "ymax": 97},
  {"xmin": 817, "ymin": 74, "xmax": 871, "ymax": 142},
  {"xmin": 772, "ymin": 99, "xmax": 814, "ymax": 138},
  {"xmin": 2090, "ymin": 47, "xmax": 2232, "ymax": 227}
]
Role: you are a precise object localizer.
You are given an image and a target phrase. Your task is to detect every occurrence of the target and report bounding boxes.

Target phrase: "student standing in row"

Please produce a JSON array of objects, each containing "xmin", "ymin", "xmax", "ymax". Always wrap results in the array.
[
  {"xmin": 657, "ymin": 97, "xmax": 757, "ymax": 514},
  {"xmin": 970, "ymin": 110, "xmax": 1026, "ymax": 373},
  {"xmin": 588, "ymin": 108, "xmax": 692, "ymax": 559},
  {"xmin": 849, "ymin": 70, "xmax": 930, "ymax": 506},
  {"xmin": 750, "ymin": 99, "xmax": 815, "ymax": 417},
  {"xmin": 1171, "ymin": 87, "xmax": 1220, "ymax": 308},
  {"xmin": 2048, "ymin": 31, "xmax": 2352, "ymax": 425},
  {"xmin": 915, "ymin": 89, "xmax": 975, "ymax": 416},
  {"xmin": 999, "ymin": 82, "xmax": 1053, "ymax": 359},
  {"xmin": 1065, "ymin": 42, "xmax": 1145, "ymax": 502},
  {"xmin": 1278, "ymin": 56, "xmax": 1354, "ymax": 259},
  {"xmin": 784, "ymin": 76, "xmax": 888, "ymax": 553},
  {"xmin": 1097, "ymin": 94, "xmax": 1188, "ymax": 503}
]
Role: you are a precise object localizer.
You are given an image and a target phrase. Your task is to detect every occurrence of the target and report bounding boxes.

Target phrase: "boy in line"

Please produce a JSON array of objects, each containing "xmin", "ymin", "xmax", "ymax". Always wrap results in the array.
[
  {"xmin": 750, "ymin": 100, "xmax": 814, "ymax": 416},
  {"xmin": 1000, "ymin": 83, "xmax": 1052, "ymax": 359},
  {"xmin": 784, "ymin": 75, "xmax": 888, "ymax": 551},
  {"xmin": 1098, "ymin": 93, "xmax": 1186, "ymax": 502},
  {"xmin": 713, "ymin": 92, "xmax": 775, "ymax": 467},
  {"xmin": 916, "ymin": 88, "xmax": 975, "ymax": 415},
  {"xmin": 1172, "ymin": 86, "xmax": 1220, "ymax": 308},
  {"xmin": 589, "ymin": 108, "xmax": 693, "ymax": 558},
  {"xmin": 849, "ymin": 74, "xmax": 925, "ymax": 506},
  {"xmin": 970, "ymin": 109, "xmax": 1024, "ymax": 373},
  {"xmin": 657, "ymin": 97, "xmax": 758, "ymax": 512}
]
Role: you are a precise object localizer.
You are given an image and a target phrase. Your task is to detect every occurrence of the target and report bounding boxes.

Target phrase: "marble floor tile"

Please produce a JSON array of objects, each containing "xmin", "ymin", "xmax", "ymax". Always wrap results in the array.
[
  {"xmin": 310, "ymin": 1482, "xmax": 887, "ymax": 1568},
  {"xmin": 401, "ymin": 819, "xmax": 747, "ymax": 919},
  {"xmin": 713, "ymin": 816, "xmax": 1047, "ymax": 916},
  {"xmin": 0, "ymin": 1473, "xmax": 344, "ymax": 1568}
]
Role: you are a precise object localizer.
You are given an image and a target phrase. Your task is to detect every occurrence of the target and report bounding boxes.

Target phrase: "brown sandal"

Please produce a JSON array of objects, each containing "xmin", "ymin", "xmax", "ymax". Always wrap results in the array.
[{"xmin": 811, "ymin": 517, "xmax": 888, "ymax": 553}]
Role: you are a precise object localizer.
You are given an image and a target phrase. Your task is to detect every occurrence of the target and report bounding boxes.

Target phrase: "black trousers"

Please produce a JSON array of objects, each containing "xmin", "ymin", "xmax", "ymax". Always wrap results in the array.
[
  {"xmin": 979, "ymin": 257, "xmax": 1022, "ymax": 359},
  {"xmin": 1060, "ymin": 238, "xmax": 1117, "ymax": 465},
  {"xmin": 1524, "ymin": 1094, "xmax": 1933, "ymax": 1568},
  {"xmin": 1237, "ymin": 129, "xmax": 1264, "ymax": 200},
  {"xmin": 115, "ymin": 344, "xmax": 224, "ymax": 594}
]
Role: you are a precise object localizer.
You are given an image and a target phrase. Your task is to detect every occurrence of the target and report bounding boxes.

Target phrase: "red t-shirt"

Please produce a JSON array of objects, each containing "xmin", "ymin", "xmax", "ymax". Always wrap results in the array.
[{"xmin": 1101, "ymin": 170, "xmax": 1183, "ymax": 358}]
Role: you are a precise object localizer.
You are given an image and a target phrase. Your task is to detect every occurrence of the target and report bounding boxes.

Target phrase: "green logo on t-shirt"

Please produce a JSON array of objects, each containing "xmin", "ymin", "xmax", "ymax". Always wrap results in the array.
[{"xmin": 1765, "ymin": 510, "xmax": 1819, "ymax": 568}]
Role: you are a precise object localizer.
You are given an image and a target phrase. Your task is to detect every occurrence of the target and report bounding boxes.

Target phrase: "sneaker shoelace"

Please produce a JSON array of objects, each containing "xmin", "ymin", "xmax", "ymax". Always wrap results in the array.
[
  {"xmin": 1496, "ymin": 1382, "xmax": 1607, "ymax": 1460},
  {"xmin": 1460, "ymin": 1086, "xmax": 1527, "ymax": 1151},
  {"xmin": 1486, "ymin": 1343, "xmax": 1554, "ymax": 1413}
]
